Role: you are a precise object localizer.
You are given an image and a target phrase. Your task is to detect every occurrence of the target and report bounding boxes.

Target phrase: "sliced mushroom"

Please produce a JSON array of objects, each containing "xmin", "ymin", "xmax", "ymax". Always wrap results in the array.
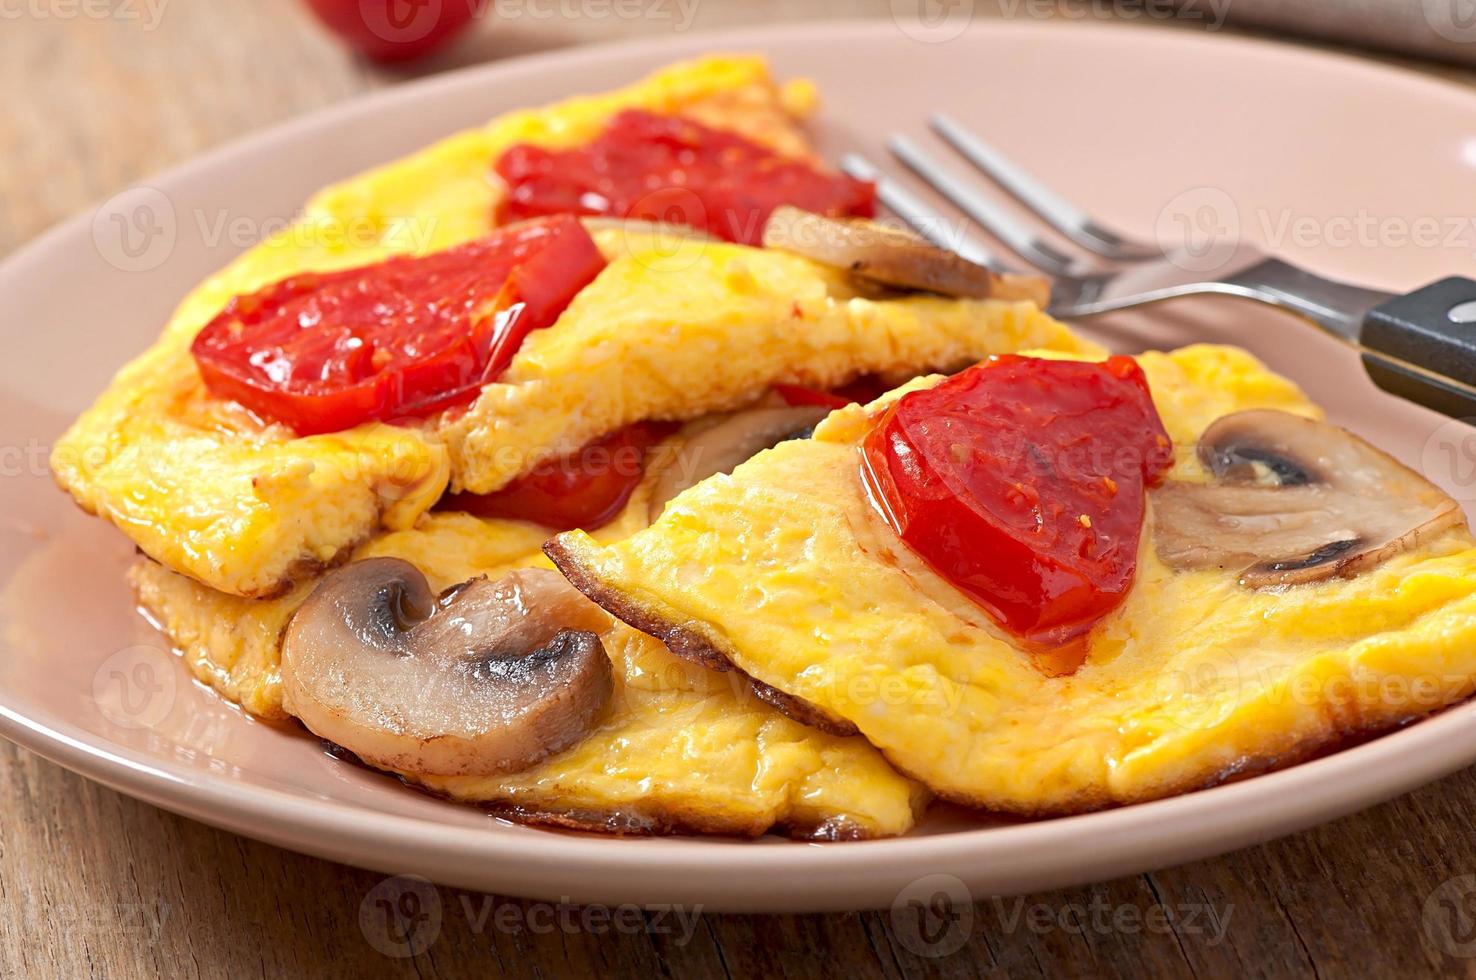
[
  {"xmin": 281, "ymin": 558, "xmax": 613, "ymax": 777},
  {"xmin": 1154, "ymin": 410, "xmax": 1465, "ymax": 586},
  {"xmin": 761, "ymin": 205, "xmax": 1049, "ymax": 306},
  {"xmin": 647, "ymin": 405, "xmax": 829, "ymax": 519}
]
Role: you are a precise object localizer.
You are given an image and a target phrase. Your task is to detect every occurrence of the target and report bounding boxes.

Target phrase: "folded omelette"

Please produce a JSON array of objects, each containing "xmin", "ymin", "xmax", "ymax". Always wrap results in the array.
[
  {"xmin": 61, "ymin": 56, "xmax": 1101, "ymax": 838},
  {"xmin": 52, "ymin": 55, "xmax": 1073, "ymax": 600},
  {"xmin": 552, "ymin": 345, "xmax": 1476, "ymax": 815},
  {"xmin": 132, "ymin": 445, "xmax": 926, "ymax": 838}
]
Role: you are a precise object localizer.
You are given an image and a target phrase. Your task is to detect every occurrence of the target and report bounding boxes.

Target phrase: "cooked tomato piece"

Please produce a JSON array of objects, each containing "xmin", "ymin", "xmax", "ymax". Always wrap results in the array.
[
  {"xmin": 776, "ymin": 376, "xmax": 889, "ymax": 410},
  {"xmin": 442, "ymin": 421, "xmax": 676, "ymax": 531},
  {"xmin": 774, "ymin": 384, "xmax": 851, "ymax": 410},
  {"xmin": 494, "ymin": 110, "xmax": 876, "ymax": 245},
  {"xmin": 862, "ymin": 355, "xmax": 1173, "ymax": 647},
  {"xmin": 190, "ymin": 215, "xmax": 605, "ymax": 435}
]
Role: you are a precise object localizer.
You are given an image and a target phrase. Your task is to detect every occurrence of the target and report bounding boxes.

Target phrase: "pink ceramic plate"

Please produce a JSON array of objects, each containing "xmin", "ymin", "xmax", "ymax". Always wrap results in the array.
[{"xmin": 4, "ymin": 20, "xmax": 1476, "ymax": 913}]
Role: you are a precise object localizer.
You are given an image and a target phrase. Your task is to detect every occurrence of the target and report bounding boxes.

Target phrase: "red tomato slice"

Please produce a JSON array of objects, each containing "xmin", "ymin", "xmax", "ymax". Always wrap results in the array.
[
  {"xmin": 773, "ymin": 384, "xmax": 851, "ymax": 410},
  {"xmin": 494, "ymin": 110, "xmax": 876, "ymax": 245},
  {"xmin": 862, "ymin": 355, "xmax": 1173, "ymax": 649},
  {"xmin": 190, "ymin": 215, "xmax": 605, "ymax": 435},
  {"xmin": 441, "ymin": 422, "xmax": 677, "ymax": 532},
  {"xmin": 775, "ymin": 376, "xmax": 890, "ymax": 410}
]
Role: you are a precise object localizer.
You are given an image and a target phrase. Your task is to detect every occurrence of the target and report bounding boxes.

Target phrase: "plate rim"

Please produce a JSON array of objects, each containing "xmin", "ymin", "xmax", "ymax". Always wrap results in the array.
[{"xmin": 6, "ymin": 16, "xmax": 1476, "ymax": 911}]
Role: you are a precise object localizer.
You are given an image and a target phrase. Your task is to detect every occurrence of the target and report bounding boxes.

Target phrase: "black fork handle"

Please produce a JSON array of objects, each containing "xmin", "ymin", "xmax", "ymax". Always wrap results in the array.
[{"xmin": 1362, "ymin": 276, "xmax": 1476, "ymax": 419}]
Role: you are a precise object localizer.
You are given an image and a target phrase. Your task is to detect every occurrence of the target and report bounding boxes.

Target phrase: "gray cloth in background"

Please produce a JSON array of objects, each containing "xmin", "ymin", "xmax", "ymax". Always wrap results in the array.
[{"xmin": 1189, "ymin": 0, "xmax": 1476, "ymax": 64}]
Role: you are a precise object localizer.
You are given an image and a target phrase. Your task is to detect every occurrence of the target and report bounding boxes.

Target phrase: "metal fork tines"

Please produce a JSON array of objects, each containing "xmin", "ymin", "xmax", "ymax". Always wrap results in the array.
[
  {"xmin": 841, "ymin": 117, "xmax": 1396, "ymax": 342},
  {"xmin": 844, "ymin": 115, "xmax": 1476, "ymax": 419}
]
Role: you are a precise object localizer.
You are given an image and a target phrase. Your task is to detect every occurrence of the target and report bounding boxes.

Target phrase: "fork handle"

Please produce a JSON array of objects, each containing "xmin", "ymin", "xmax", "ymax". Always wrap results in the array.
[{"xmin": 1362, "ymin": 276, "xmax": 1476, "ymax": 418}]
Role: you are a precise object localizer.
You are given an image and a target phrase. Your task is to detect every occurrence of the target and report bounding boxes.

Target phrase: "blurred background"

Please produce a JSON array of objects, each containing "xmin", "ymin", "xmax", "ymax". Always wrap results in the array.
[{"xmin": 5, "ymin": 0, "xmax": 1476, "ymax": 261}]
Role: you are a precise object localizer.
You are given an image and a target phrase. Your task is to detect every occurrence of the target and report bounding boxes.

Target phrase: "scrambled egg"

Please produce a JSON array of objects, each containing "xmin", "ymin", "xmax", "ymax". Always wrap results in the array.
[
  {"xmin": 53, "ymin": 55, "xmax": 1085, "ymax": 597},
  {"xmin": 551, "ymin": 345, "xmax": 1476, "ymax": 815},
  {"xmin": 133, "ymin": 436, "xmax": 924, "ymax": 839}
]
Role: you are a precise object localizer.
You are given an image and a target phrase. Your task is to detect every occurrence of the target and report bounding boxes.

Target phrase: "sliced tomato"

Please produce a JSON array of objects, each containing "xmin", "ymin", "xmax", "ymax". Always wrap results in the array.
[
  {"xmin": 190, "ymin": 215, "xmax": 605, "ymax": 435},
  {"xmin": 441, "ymin": 421, "xmax": 677, "ymax": 532},
  {"xmin": 862, "ymin": 355, "xmax": 1173, "ymax": 648},
  {"xmin": 773, "ymin": 384, "xmax": 851, "ymax": 410},
  {"xmin": 494, "ymin": 110, "xmax": 876, "ymax": 245},
  {"xmin": 775, "ymin": 376, "xmax": 890, "ymax": 410}
]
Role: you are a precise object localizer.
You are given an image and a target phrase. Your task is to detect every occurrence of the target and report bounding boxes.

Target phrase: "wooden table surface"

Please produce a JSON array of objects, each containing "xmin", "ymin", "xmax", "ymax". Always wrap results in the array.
[{"xmin": 5, "ymin": 2, "xmax": 1476, "ymax": 977}]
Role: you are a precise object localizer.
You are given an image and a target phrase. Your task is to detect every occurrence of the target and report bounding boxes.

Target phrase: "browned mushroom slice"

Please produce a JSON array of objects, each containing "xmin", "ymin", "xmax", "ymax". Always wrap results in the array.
[
  {"xmin": 647, "ymin": 405, "xmax": 830, "ymax": 519},
  {"xmin": 281, "ymin": 559, "xmax": 613, "ymax": 777},
  {"xmin": 1154, "ymin": 410, "xmax": 1465, "ymax": 586},
  {"xmin": 761, "ymin": 205, "xmax": 1049, "ymax": 306}
]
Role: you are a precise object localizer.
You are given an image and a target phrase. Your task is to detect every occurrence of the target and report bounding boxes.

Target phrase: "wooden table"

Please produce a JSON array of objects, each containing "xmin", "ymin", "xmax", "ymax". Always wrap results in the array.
[{"xmin": 4, "ymin": 2, "xmax": 1475, "ymax": 976}]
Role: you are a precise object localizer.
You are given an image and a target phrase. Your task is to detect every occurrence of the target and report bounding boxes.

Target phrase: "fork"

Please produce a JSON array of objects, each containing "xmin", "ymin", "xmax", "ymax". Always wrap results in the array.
[{"xmin": 842, "ymin": 116, "xmax": 1476, "ymax": 419}]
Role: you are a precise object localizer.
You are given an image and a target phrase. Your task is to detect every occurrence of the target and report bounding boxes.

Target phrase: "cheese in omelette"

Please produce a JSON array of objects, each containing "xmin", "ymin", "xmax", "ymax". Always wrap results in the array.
[
  {"xmin": 51, "ymin": 55, "xmax": 1082, "ymax": 600},
  {"xmin": 551, "ymin": 345, "xmax": 1476, "ymax": 815}
]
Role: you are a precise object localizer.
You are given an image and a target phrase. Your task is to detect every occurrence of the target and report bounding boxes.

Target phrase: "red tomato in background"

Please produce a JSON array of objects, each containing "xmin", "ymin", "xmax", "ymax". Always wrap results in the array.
[{"xmin": 303, "ymin": 0, "xmax": 482, "ymax": 63}]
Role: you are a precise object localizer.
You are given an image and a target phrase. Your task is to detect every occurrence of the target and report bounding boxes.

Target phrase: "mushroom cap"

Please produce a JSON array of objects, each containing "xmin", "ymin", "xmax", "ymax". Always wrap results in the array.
[
  {"xmin": 1154, "ymin": 410, "xmax": 1466, "ymax": 586},
  {"xmin": 648, "ymin": 405, "xmax": 829, "ymax": 520},
  {"xmin": 761, "ymin": 206, "xmax": 1049, "ymax": 306},
  {"xmin": 281, "ymin": 559, "xmax": 613, "ymax": 777}
]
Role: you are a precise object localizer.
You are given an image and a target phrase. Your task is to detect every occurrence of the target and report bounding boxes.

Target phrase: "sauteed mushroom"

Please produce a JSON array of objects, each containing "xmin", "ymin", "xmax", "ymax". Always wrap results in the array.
[
  {"xmin": 281, "ymin": 559, "xmax": 613, "ymax": 776},
  {"xmin": 1154, "ymin": 410, "xmax": 1465, "ymax": 586},
  {"xmin": 648, "ymin": 405, "xmax": 829, "ymax": 519},
  {"xmin": 762, "ymin": 206, "xmax": 1049, "ymax": 306}
]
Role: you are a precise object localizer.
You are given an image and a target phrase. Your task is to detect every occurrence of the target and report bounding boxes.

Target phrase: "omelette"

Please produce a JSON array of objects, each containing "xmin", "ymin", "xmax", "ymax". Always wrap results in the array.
[
  {"xmin": 551, "ymin": 345, "xmax": 1476, "ymax": 815},
  {"xmin": 52, "ymin": 55, "xmax": 1070, "ymax": 601},
  {"xmin": 66, "ymin": 51, "xmax": 1448, "ymax": 837},
  {"xmin": 54, "ymin": 56, "xmax": 1100, "ymax": 838},
  {"xmin": 132, "ymin": 436, "xmax": 925, "ymax": 838}
]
